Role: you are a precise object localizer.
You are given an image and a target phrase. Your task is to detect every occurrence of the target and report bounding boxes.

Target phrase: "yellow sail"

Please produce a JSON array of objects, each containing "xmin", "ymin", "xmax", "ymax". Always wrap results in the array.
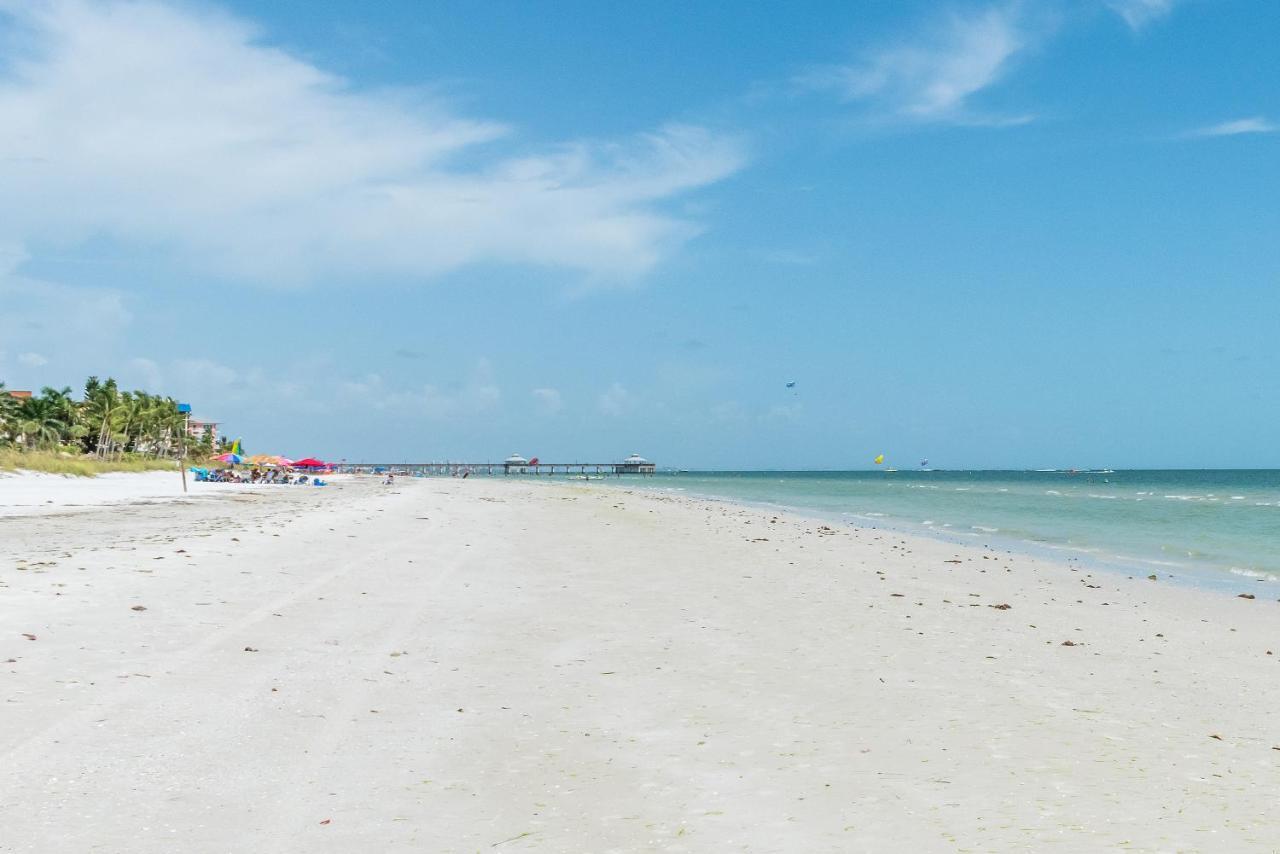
[{"xmin": 874, "ymin": 454, "xmax": 884, "ymax": 465}]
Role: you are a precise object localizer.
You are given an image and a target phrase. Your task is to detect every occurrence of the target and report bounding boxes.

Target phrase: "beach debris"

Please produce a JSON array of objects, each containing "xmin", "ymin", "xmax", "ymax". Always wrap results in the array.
[
  {"xmin": 1061, "ymin": 640, "xmax": 1079, "ymax": 646},
  {"xmin": 1209, "ymin": 734, "xmax": 1223, "ymax": 741},
  {"xmin": 1237, "ymin": 593, "xmax": 1256, "ymax": 600},
  {"xmin": 21, "ymin": 633, "xmax": 36, "ymax": 641},
  {"xmin": 944, "ymin": 559, "xmax": 963, "ymax": 564},
  {"xmin": 989, "ymin": 603, "xmax": 1012, "ymax": 610},
  {"xmin": 1148, "ymin": 574, "xmax": 1158, "ymax": 581},
  {"xmin": 319, "ymin": 819, "xmax": 331, "ymax": 825},
  {"xmin": 243, "ymin": 646, "xmax": 258, "ymax": 652},
  {"xmin": 890, "ymin": 593, "xmax": 904, "ymax": 597},
  {"xmin": 130, "ymin": 605, "xmax": 147, "ymax": 611}
]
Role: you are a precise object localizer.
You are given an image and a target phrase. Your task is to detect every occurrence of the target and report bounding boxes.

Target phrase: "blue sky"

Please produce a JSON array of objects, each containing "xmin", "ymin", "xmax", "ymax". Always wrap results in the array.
[{"xmin": 1, "ymin": 0, "xmax": 1277, "ymax": 469}]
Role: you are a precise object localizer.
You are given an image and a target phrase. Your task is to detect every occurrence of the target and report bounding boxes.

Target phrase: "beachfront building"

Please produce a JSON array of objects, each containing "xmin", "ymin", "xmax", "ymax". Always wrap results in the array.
[
  {"xmin": 3, "ymin": 390, "xmax": 32, "ymax": 400},
  {"xmin": 503, "ymin": 453, "xmax": 528, "ymax": 474},
  {"xmin": 186, "ymin": 417, "xmax": 219, "ymax": 444}
]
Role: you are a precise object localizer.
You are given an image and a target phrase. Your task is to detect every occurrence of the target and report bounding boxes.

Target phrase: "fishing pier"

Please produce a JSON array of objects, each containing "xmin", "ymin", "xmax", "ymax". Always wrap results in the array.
[{"xmin": 339, "ymin": 453, "xmax": 656, "ymax": 477}]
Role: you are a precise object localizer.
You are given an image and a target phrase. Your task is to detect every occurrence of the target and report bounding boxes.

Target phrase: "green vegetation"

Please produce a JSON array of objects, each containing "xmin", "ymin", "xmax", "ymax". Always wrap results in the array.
[
  {"xmin": 0, "ymin": 376, "xmax": 231, "ymax": 476},
  {"xmin": 0, "ymin": 449, "xmax": 180, "ymax": 477}
]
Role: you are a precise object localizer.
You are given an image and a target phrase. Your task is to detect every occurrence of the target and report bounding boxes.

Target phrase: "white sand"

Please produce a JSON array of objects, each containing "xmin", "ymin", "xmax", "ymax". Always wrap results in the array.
[
  {"xmin": 0, "ymin": 470, "xmax": 248, "ymax": 517},
  {"xmin": 2, "ymin": 476, "xmax": 1278, "ymax": 851}
]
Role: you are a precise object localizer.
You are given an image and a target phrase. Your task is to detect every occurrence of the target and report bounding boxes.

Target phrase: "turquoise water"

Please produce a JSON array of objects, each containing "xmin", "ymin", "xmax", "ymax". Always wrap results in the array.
[{"xmin": 626, "ymin": 470, "xmax": 1280, "ymax": 588}]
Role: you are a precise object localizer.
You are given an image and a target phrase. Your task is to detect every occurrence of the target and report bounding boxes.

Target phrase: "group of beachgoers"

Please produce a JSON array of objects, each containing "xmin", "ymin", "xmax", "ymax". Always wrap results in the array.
[{"xmin": 192, "ymin": 468, "xmax": 327, "ymax": 486}]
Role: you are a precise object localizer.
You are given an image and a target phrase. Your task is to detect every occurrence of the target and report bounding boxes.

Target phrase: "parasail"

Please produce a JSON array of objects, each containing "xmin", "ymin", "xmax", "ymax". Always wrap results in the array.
[{"xmin": 874, "ymin": 454, "xmax": 884, "ymax": 465}]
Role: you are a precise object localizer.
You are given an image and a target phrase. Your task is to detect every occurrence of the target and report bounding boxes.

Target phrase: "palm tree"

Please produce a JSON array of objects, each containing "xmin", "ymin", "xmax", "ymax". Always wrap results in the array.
[
  {"xmin": 0, "ymin": 382, "xmax": 21, "ymax": 445},
  {"xmin": 38, "ymin": 386, "xmax": 78, "ymax": 447},
  {"xmin": 82, "ymin": 376, "xmax": 121, "ymax": 458},
  {"xmin": 1, "ymin": 376, "xmax": 228, "ymax": 462},
  {"xmin": 17, "ymin": 397, "xmax": 66, "ymax": 449}
]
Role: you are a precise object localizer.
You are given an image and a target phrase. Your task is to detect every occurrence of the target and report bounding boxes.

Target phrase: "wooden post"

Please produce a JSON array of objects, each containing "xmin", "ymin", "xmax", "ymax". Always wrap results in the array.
[{"xmin": 180, "ymin": 413, "xmax": 189, "ymax": 493}]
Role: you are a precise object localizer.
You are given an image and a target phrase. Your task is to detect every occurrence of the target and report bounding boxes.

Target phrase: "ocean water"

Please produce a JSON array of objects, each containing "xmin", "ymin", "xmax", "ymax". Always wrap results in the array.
[{"xmin": 626, "ymin": 470, "xmax": 1280, "ymax": 589}]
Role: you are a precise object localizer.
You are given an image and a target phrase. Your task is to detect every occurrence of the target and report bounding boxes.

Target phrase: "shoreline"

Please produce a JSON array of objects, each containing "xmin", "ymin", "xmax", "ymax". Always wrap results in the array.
[
  {"xmin": 3, "ymin": 475, "xmax": 1279, "ymax": 850},
  {"xmin": 594, "ymin": 475, "xmax": 1280, "ymax": 598}
]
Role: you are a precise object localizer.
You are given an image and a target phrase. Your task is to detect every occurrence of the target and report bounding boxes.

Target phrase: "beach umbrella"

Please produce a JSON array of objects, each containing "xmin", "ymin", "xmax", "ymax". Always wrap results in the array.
[
  {"xmin": 292, "ymin": 457, "xmax": 327, "ymax": 468},
  {"xmin": 214, "ymin": 453, "xmax": 242, "ymax": 464}
]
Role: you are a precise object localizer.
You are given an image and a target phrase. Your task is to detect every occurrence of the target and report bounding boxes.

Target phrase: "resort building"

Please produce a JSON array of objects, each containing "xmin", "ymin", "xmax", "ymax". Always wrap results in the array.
[{"xmin": 186, "ymin": 418, "xmax": 220, "ymax": 444}]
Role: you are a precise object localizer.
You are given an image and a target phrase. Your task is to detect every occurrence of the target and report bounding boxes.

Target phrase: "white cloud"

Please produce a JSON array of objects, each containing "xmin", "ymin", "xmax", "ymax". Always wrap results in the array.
[
  {"xmin": 0, "ymin": 270, "xmax": 131, "ymax": 341},
  {"xmin": 0, "ymin": 1, "xmax": 746, "ymax": 284},
  {"xmin": 1188, "ymin": 117, "xmax": 1277, "ymax": 138},
  {"xmin": 17, "ymin": 351, "xmax": 48, "ymax": 367},
  {"xmin": 531, "ymin": 387, "xmax": 563, "ymax": 415},
  {"xmin": 1107, "ymin": 0, "xmax": 1177, "ymax": 31},
  {"xmin": 800, "ymin": 4, "xmax": 1036, "ymax": 124},
  {"xmin": 173, "ymin": 358, "xmax": 239, "ymax": 389},
  {"xmin": 597, "ymin": 382, "xmax": 633, "ymax": 417},
  {"xmin": 331, "ymin": 359, "xmax": 502, "ymax": 420},
  {"xmin": 127, "ymin": 357, "xmax": 163, "ymax": 391}
]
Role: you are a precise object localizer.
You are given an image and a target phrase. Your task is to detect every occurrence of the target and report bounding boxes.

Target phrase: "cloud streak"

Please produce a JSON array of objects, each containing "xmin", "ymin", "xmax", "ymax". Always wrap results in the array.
[
  {"xmin": 799, "ymin": 4, "xmax": 1037, "ymax": 125},
  {"xmin": 1107, "ymin": 0, "xmax": 1178, "ymax": 31},
  {"xmin": 1187, "ymin": 116, "xmax": 1277, "ymax": 138},
  {"xmin": 0, "ymin": 1, "xmax": 747, "ymax": 285}
]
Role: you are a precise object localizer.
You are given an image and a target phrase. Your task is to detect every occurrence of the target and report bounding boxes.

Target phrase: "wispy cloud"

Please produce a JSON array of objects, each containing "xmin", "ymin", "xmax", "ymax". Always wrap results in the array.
[
  {"xmin": 799, "ymin": 4, "xmax": 1038, "ymax": 125},
  {"xmin": 1107, "ymin": 0, "xmax": 1178, "ymax": 31},
  {"xmin": 597, "ymin": 382, "xmax": 634, "ymax": 417},
  {"xmin": 0, "ymin": 1, "xmax": 747, "ymax": 285},
  {"xmin": 531, "ymin": 387, "xmax": 563, "ymax": 416},
  {"xmin": 1187, "ymin": 116, "xmax": 1277, "ymax": 138}
]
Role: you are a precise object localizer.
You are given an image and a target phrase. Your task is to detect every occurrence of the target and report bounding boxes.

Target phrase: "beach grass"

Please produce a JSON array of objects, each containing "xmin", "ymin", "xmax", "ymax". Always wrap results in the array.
[{"xmin": 0, "ymin": 449, "xmax": 181, "ymax": 477}]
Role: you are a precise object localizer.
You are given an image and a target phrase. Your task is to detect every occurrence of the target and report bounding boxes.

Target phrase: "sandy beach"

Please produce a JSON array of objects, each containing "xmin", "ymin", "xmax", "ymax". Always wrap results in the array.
[
  {"xmin": 3, "ymin": 474, "xmax": 1279, "ymax": 852},
  {"xmin": 0, "ymin": 470, "xmax": 257, "ymax": 518}
]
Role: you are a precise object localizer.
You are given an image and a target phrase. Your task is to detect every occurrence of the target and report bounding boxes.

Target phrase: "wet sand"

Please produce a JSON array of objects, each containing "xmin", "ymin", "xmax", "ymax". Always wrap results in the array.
[{"xmin": 2, "ymin": 476, "xmax": 1278, "ymax": 851}]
